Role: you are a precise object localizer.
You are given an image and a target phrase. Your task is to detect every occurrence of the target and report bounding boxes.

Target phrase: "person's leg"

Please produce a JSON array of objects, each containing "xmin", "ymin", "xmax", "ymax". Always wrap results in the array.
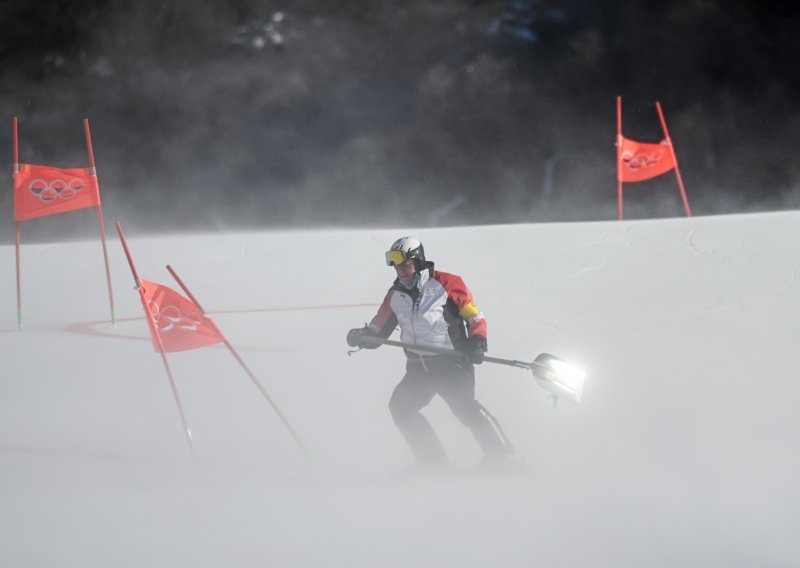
[
  {"xmin": 388, "ymin": 363, "xmax": 446, "ymax": 466},
  {"xmin": 437, "ymin": 362, "xmax": 513, "ymax": 460}
]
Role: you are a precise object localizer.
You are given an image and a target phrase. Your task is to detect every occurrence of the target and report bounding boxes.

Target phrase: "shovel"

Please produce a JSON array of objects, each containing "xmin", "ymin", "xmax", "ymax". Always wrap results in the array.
[{"xmin": 357, "ymin": 336, "xmax": 586, "ymax": 405}]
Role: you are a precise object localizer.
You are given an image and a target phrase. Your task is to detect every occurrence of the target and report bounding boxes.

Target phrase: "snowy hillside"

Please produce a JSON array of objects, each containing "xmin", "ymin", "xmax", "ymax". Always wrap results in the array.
[{"xmin": 1, "ymin": 211, "xmax": 799, "ymax": 567}]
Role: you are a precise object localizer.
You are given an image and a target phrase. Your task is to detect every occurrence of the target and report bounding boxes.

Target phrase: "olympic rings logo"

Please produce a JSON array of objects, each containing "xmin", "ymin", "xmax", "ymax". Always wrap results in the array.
[
  {"xmin": 148, "ymin": 302, "xmax": 205, "ymax": 333},
  {"xmin": 621, "ymin": 149, "xmax": 665, "ymax": 170},
  {"xmin": 28, "ymin": 178, "xmax": 87, "ymax": 202}
]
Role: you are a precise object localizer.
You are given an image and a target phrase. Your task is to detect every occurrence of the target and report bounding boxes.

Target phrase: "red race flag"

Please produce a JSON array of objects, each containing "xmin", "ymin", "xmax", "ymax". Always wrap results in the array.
[
  {"xmin": 13, "ymin": 163, "xmax": 100, "ymax": 222},
  {"xmin": 140, "ymin": 278, "xmax": 222, "ymax": 353},
  {"xmin": 615, "ymin": 97, "xmax": 691, "ymax": 219},
  {"xmin": 617, "ymin": 136, "xmax": 676, "ymax": 183}
]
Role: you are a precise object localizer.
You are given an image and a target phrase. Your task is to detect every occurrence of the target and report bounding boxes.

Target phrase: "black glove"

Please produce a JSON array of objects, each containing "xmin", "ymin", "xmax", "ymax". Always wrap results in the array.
[
  {"xmin": 461, "ymin": 335, "xmax": 487, "ymax": 365},
  {"xmin": 347, "ymin": 325, "xmax": 380, "ymax": 349}
]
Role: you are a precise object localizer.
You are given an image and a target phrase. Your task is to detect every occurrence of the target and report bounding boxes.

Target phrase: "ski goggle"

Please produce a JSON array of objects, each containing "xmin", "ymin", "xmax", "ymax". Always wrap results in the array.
[{"xmin": 385, "ymin": 250, "xmax": 409, "ymax": 266}]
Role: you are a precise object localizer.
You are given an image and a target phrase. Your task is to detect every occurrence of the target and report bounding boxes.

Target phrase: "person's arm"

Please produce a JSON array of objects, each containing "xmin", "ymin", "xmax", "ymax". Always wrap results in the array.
[
  {"xmin": 439, "ymin": 272, "xmax": 488, "ymax": 363},
  {"xmin": 347, "ymin": 290, "xmax": 397, "ymax": 348},
  {"xmin": 366, "ymin": 290, "xmax": 398, "ymax": 339}
]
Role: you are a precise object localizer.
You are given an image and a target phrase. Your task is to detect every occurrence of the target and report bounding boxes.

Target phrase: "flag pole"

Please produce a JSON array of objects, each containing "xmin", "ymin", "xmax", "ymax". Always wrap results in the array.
[
  {"xmin": 155, "ymin": 349, "xmax": 195, "ymax": 460},
  {"xmin": 15, "ymin": 223, "xmax": 22, "ymax": 330},
  {"xmin": 616, "ymin": 96, "xmax": 624, "ymax": 221},
  {"xmin": 85, "ymin": 119, "xmax": 116, "ymax": 326},
  {"xmin": 116, "ymin": 222, "xmax": 195, "ymax": 459},
  {"xmin": 166, "ymin": 264, "xmax": 311, "ymax": 459},
  {"xmin": 655, "ymin": 102, "xmax": 692, "ymax": 217},
  {"xmin": 13, "ymin": 117, "xmax": 19, "ymax": 173},
  {"xmin": 13, "ymin": 118, "xmax": 22, "ymax": 329}
]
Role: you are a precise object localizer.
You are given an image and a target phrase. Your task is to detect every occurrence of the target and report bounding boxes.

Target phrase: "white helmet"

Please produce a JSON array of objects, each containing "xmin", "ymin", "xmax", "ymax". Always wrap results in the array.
[{"xmin": 385, "ymin": 236, "xmax": 426, "ymax": 268}]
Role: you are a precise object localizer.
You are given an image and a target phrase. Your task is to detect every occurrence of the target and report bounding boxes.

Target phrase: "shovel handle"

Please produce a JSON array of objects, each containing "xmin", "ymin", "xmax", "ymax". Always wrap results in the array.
[
  {"xmin": 358, "ymin": 335, "xmax": 533, "ymax": 369},
  {"xmin": 357, "ymin": 335, "xmax": 584, "ymax": 405}
]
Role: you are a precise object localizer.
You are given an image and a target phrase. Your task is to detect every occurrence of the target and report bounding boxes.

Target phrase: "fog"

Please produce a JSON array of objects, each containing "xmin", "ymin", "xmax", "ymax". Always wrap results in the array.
[
  {"xmin": 1, "ymin": 212, "xmax": 799, "ymax": 566},
  {"xmin": 3, "ymin": 2, "xmax": 800, "ymax": 246}
]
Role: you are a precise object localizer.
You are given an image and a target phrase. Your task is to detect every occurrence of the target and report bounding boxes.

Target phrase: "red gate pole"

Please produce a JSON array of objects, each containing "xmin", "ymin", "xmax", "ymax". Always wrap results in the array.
[
  {"xmin": 13, "ymin": 118, "xmax": 23, "ymax": 329},
  {"xmin": 116, "ymin": 223, "xmax": 195, "ymax": 459},
  {"xmin": 655, "ymin": 102, "xmax": 692, "ymax": 217},
  {"xmin": 616, "ymin": 96, "xmax": 624, "ymax": 221},
  {"xmin": 84, "ymin": 119, "xmax": 117, "ymax": 326},
  {"xmin": 166, "ymin": 264, "xmax": 311, "ymax": 460},
  {"xmin": 14, "ymin": 222, "xmax": 22, "ymax": 330}
]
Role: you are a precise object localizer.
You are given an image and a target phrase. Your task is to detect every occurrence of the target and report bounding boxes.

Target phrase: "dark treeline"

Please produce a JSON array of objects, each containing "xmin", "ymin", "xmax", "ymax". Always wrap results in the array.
[{"xmin": 2, "ymin": 0, "xmax": 799, "ymax": 241}]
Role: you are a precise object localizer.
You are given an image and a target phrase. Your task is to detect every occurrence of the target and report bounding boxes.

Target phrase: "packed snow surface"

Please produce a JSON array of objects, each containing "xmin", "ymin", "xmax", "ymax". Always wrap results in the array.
[{"xmin": 1, "ymin": 211, "xmax": 799, "ymax": 567}]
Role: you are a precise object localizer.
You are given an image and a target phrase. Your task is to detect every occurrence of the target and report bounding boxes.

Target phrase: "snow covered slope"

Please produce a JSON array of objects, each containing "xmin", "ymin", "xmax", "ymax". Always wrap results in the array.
[{"xmin": 1, "ymin": 212, "xmax": 798, "ymax": 567}]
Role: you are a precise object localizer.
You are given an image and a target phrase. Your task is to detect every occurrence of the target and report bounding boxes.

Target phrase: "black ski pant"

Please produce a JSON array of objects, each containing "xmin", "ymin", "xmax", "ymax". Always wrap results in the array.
[{"xmin": 388, "ymin": 354, "xmax": 510, "ymax": 465}]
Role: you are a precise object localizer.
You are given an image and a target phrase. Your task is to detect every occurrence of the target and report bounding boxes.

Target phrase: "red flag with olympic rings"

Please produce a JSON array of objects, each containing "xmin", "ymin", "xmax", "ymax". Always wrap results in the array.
[
  {"xmin": 617, "ymin": 137, "xmax": 676, "ymax": 183},
  {"xmin": 13, "ymin": 163, "xmax": 100, "ymax": 222},
  {"xmin": 140, "ymin": 279, "xmax": 223, "ymax": 353}
]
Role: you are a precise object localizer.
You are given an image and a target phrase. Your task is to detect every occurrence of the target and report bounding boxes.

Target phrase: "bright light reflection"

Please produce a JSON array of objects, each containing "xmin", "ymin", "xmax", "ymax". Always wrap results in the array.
[{"xmin": 533, "ymin": 356, "xmax": 586, "ymax": 404}]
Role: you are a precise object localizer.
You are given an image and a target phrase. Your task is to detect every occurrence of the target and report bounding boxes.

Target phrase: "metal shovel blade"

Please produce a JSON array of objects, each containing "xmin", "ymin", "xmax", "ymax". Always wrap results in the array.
[{"xmin": 531, "ymin": 353, "xmax": 585, "ymax": 404}]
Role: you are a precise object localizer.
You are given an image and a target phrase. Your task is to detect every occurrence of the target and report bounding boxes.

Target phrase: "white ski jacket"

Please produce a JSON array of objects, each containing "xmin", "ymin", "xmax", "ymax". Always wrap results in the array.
[{"xmin": 367, "ymin": 262, "xmax": 487, "ymax": 356}]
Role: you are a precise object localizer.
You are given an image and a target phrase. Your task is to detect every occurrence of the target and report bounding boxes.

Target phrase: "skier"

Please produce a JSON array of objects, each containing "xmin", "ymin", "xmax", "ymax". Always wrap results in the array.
[{"xmin": 347, "ymin": 236, "xmax": 514, "ymax": 471}]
